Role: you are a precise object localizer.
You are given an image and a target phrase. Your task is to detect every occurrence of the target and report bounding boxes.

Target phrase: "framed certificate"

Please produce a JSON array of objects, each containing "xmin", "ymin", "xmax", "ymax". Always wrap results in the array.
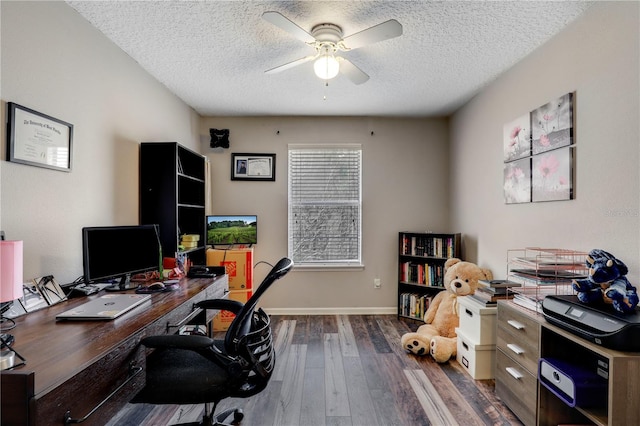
[
  {"xmin": 231, "ymin": 153, "xmax": 276, "ymax": 181},
  {"xmin": 6, "ymin": 102, "xmax": 73, "ymax": 172}
]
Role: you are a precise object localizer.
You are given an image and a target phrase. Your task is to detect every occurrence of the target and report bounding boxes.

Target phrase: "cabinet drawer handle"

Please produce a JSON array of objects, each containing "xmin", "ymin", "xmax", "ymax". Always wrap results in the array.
[
  {"xmin": 507, "ymin": 343, "xmax": 524, "ymax": 355},
  {"xmin": 506, "ymin": 367, "xmax": 523, "ymax": 380},
  {"xmin": 507, "ymin": 319, "xmax": 525, "ymax": 330},
  {"xmin": 465, "ymin": 308, "xmax": 473, "ymax": 318},
  {"xmin": 63, "ymin": 363, "xmax": 143, "ymax": 424}
]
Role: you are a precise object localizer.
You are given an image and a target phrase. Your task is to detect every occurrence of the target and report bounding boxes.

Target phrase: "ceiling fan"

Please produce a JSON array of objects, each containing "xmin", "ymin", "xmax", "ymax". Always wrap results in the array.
[{"xmin": 262, "ymin": 11, "xmax": 403, "ymax": 85}]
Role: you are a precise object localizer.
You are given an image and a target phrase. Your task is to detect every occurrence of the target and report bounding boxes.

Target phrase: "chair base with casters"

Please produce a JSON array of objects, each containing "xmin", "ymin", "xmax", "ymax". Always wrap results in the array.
[{"xmin": 130, "ymin": 258, "xmax": 293, "ymax": 426}]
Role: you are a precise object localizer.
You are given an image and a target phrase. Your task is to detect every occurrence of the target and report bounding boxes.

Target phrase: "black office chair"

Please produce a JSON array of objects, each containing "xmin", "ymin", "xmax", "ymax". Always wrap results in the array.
[{"xmin": 131, "ymin": 257, "xmax": 294, "ymax": 426}]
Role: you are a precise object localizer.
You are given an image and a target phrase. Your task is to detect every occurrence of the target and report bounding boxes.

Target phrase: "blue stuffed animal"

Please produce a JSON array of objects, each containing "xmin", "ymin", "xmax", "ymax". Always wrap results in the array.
[{"xmin": 572, "ymin": 249, "xmax": 638, "ymax": 314}]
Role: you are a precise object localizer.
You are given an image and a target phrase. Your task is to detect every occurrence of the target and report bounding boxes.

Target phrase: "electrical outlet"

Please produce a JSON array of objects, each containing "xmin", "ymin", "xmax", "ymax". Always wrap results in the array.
[{"xmin": 374, "ymin": 278, "xmax": 381, "ymax": 289}]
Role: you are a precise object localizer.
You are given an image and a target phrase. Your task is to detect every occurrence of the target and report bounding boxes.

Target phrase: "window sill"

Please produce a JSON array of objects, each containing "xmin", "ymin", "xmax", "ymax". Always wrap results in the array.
[{"xmin": 292, "ymin": 264, "xmax": 365, "ymax": 272}]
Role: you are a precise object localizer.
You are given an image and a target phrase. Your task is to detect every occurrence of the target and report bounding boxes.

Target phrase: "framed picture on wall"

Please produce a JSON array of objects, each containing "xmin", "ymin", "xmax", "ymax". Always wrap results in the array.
[
  {"xmin": 532, "ymin": 146, "xmax": 574, "ymax": 202},
  {"xmin": 503, "ymin": 113, "xmax": 531, "ymax": 162},
  {"xmin": 503, "ymin": 157, "xmax": 532, "ymax": 204},
  {"xmin": 231, "ymin": 153, "xmax": 276, "ymax": 181},
  {"xmin": 531, "ymin": 93, "xmax": 573, "ymax": 155},
  {"xmin": 6, "ymin": 102, "xmax": 73, "ymax": 172}
]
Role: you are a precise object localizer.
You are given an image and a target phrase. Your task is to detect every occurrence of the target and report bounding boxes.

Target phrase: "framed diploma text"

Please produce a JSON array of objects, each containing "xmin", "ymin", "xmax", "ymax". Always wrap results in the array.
[{"xmin": 6, "ymin": 102, "xmax": 73, "ymax": 172}]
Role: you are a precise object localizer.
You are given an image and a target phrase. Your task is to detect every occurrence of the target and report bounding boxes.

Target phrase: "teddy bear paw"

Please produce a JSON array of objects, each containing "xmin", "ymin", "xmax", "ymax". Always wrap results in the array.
[
  {"xmin": 429, "ymin": 337, "xmax": 453, "ymax": 363},
  {"xmin": 404, "ymin": 338, "xmax": 430, "ymax": 356}
]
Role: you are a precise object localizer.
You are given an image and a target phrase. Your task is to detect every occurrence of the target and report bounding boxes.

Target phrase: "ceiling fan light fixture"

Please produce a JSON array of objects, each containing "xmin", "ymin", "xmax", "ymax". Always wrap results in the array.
[{"xmin": 314, "ymin": 54, "xmax": 339, "ymax": 80}]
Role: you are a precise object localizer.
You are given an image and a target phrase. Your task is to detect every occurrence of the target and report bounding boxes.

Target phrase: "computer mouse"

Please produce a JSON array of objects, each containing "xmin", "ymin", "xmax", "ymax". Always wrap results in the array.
[{"xmin": 147, "ymin": 282, "xmax": 165, "ymax": 291}]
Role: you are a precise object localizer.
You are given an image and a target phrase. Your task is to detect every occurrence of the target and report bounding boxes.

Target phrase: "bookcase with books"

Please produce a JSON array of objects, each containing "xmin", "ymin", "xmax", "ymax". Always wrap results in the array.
[{"xmin": 398, "ymin": 232, "xmax": 461, "ymax": 321}]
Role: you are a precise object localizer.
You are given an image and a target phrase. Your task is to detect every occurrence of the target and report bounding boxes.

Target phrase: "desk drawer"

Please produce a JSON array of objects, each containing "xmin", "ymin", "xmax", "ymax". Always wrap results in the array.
[
  {"xmin": 496, "ymin": 349, "xmax": 537, "ymax": 426},
  {"xmin": 145, "ymin": 278, "xmax": 228, "ymax": 336},
  {"xmin": 35, "ymin": 332, "xmax": 145, "ymax": 426},
  {"xmin": 497, "ymin": 304, "xmax": 539, "ymax": 374}
]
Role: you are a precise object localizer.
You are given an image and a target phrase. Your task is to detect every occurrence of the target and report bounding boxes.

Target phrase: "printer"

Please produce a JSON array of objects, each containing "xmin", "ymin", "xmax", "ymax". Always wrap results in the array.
[{"xmin": 542, "ymin": 294, "xmax": 640, "ymax": 352}]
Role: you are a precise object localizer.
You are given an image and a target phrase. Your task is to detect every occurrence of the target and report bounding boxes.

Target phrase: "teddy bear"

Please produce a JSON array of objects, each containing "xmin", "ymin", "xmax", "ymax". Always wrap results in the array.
[
  {"xmin": 572, "ymin": 249, "xmax": 638, "ymax": 314},
  {"xmin": 401, "ymin": 258, "xmax": 493, "ymax": 363}
]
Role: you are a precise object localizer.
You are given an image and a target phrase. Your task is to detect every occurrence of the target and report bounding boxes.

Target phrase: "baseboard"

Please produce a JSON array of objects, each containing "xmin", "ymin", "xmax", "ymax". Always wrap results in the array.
[{"xmin": 262, "ymin": 307, "xmax": 397, "ymax": 315}]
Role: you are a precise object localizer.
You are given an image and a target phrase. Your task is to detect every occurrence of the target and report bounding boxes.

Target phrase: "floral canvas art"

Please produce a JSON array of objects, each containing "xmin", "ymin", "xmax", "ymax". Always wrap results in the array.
[
  {"xmin": 503, "ymin": 114, "xmax": 531, "ymax": 162},
  {"xmin": 531, "ymin": 93, "xmax": 573, "ymax": 155},
  {"xmin": 532, "ymin": 147, "xmax": 573, "ymax": 202},
  {"xmin": 504, "ymin": 157, "xmax": 531, "ymax": 204}
]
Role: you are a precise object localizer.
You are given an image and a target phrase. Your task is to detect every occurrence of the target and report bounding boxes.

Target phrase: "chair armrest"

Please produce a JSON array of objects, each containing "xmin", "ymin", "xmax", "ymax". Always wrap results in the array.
[
  {"xmin": 196, "ymin": 298, "xmax": 244, "ymax": 314},
  {"xmin": 141, "ymin": 334, "xmax": 214, "ymax": 350}
]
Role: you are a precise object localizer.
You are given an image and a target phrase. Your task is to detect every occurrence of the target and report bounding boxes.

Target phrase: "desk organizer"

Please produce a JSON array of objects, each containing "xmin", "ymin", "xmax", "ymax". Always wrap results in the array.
[{"xmin": 538, "ymin": 357, "xmax": 607, "ymax": 408}]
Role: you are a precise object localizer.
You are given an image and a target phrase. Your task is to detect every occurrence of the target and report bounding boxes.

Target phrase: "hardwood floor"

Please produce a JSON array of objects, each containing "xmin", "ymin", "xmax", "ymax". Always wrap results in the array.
[{"xmin": 107, "ymin": 315, "xmax": 523, "ymax": 426}]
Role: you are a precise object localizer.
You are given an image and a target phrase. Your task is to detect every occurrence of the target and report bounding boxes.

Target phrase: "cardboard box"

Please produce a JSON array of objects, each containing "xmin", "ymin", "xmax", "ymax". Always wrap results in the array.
[
  {"xmin": 213, "ymin": 289, "xmax": 252, "ymax": 331},
  {"xmin": 206, "ymin": 248, "xmax": 253, "ymax": 290}
]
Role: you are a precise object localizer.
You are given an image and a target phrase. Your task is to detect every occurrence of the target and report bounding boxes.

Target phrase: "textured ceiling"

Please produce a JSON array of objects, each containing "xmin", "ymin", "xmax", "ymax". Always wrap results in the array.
[{"xmin": 66, "ymin": 1, "xmax": 593, "ymax": 117}]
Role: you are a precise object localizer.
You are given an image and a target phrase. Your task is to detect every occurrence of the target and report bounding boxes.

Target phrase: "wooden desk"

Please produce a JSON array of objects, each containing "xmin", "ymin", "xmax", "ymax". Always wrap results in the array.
[{"xmin": 1, "ymin": 275, "xmax": 228, "ymax": 426}]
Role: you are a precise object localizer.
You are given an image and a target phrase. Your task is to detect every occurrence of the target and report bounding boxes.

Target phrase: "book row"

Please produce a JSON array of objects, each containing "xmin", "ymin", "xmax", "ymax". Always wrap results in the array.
[
  {"xmin": 399, "ymin": 292, "xmax": 433, "ymax": 320},
  {"xmin": 399, "ymin": 262, "xmax": 445, "ymax": 286},
  {"xmin": 400, "ymin": 235, "xmax": 456, "ymax": 259}
]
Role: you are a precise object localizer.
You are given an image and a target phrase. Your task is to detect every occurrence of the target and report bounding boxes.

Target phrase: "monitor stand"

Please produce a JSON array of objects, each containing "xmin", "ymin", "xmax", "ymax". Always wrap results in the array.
[{"xmin": 104, "ymin": 274, "xmax": 137, "ymax": 292}]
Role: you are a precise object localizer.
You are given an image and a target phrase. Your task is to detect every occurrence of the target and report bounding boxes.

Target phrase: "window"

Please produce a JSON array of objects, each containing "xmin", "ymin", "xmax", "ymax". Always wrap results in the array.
[{"xmin": 288, "ymin": 145, "xmax": 362, "ymax": 268}]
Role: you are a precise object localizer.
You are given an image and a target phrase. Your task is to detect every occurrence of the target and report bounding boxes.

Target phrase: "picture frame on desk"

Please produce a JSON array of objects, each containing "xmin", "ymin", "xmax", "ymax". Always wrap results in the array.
[
  {"xmin": 34, "ymin": 275, "xmax": 67, "ymax": 305},
  {"xmin": 6, "ymin": 102, "xmax": 74, "ymax": 172},
  {"xmin": 18, "ymin": 282, "xmax": 48, "ymax": 313},
  {"xmin": 231, "ymin": 153, "xmax": 275, "ymax": 181}
]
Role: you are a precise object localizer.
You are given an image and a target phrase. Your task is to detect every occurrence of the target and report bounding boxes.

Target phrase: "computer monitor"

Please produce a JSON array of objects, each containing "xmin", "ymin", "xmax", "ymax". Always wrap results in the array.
[
  {"xmin": 206, "ymin": 215, "xmax": 257, "ymax": 245},
  {"xmin": 82, "ymin": 224, "xmax": 161, "ymax": 291}
]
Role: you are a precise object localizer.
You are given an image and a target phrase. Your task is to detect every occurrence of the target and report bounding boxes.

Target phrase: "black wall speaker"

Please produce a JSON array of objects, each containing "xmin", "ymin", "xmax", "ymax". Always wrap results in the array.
[{"xmin": 210, "ymin": 129, "xmax": 230, "ymax": 149}]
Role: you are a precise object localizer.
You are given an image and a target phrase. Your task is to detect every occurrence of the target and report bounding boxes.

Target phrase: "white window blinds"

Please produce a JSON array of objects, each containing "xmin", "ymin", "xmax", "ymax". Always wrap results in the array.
[{"xmin": 288, "ymin": 146, "xmax": 362, "ymax": 266}]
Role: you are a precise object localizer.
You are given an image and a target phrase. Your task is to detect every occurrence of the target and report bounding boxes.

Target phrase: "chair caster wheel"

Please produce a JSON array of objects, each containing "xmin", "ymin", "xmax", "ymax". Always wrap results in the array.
[{"xmin": 232, "ymin": 408, "xmax": 244, "ymax": 424}]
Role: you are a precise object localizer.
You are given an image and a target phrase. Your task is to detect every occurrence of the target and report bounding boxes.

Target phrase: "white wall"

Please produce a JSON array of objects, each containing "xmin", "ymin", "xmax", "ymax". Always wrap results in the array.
[
  {"xmin": 0, "ymin": 1, "xmax": 201, "ymax": 283},
  {"xmin": 200, "ymin": 116, "xmax": 450, "ymax": 312},
  {"xmin": 450, "ymin": 2, "xmax": 640, "ymax": 283}
]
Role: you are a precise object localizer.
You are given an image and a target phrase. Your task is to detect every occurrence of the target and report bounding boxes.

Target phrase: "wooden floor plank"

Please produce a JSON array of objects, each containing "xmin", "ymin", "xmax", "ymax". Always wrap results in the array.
[
  {"xmin": 166, "ymin": 404, "xmax": 204, "ymax": 424},
  {"xmin": 272, "ymin": 319, "xmax": 297, "ymax": 381},
  {"xmin": 324, "ymin": 333, "xmax": 350, "ymax": 417},
  {"xmin": 343, "ymin": 357, "xmax": 379, "ymax": 426},
  {"xmin": 441, "ymin": 361, "xmax": 520, "ymax": 425},
  {"xmin": 412, "ymin": 354, "xmax": 486, "ymax": 425},
  {"xmin": 374, "ymin": 352, "xmax": 430, "ymax": 426},
  {"xmin": 346, "ymin": 314, "xmax": 377, "ymax": 356},
  {"xmin": 300, "ymin": 367, "xmax": 327, "ymax": 426},
  {"xmin": 105, "ymin": 402, "xmax": 155, "ymax": 426},
  {"xmin": 337, "ymin": 315, "xmax": 359, "ymax": 357},
  {"xmin": 363, "ymin": 314, "xmax": 393, "ymax": 353},
  {"xmin": 404, "ymin": 368, "xmax": 461, "ymax": 426},
  {"xmin": 274, "ymin": 344, "xmax": 307, "ymax": 426},
  {"xmin": 323, "ymin": 315, "xmax": 338, "ymax": 333},
  {"xmin": 305, "ymin": 314, "xmax": 326, "ymax": 369}
]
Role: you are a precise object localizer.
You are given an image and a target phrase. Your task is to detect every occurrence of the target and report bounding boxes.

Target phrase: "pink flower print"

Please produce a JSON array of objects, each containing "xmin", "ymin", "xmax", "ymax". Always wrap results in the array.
[
  {"xmin": 559, "ymin": 176, "xmax": 567, "ymax": 186},
  {"xmin": 510, "ymin": 126, "xmax": 522, "ymax": 139},
  {"xmin": 539, "ymin": 134, "xmax": 550, "ymax": 146},
  {"xmin": 513, "ymin": 167, "xmax": 525, "ymax": 180},
  {"xmin": 538, "ymin": 154, "xmax": 559, "ymax": 177},
  {"xmin": 543, "ymin": 114, "xmax": 554, "ymax": 121}
]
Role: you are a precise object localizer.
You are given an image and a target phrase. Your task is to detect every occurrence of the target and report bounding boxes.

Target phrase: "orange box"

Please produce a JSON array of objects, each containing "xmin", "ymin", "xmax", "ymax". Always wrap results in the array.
[
  {"xmin": 206, "ymin": 248, "xmax": 253, "ymax": 290},
  {"xmin": 213, "ymin": 289, "xmax": 252, "ymax": 331}
]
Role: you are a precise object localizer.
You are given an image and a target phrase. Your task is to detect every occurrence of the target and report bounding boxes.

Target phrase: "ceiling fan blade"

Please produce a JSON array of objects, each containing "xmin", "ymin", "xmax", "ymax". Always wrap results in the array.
[
  {"xmin": 337, "ymin": 58, "xmax": 369, "ymax": 85},
  {"xmin": 341, "ymin": 19, "xmax": 403, "ymax": 50},
  {"xmin": 265, "ymin": 55, "xmax": 316, "ymax": 74},
  {"xmin": 262, "ymin": 11, "xmax": 315, "ymax": 44}
]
